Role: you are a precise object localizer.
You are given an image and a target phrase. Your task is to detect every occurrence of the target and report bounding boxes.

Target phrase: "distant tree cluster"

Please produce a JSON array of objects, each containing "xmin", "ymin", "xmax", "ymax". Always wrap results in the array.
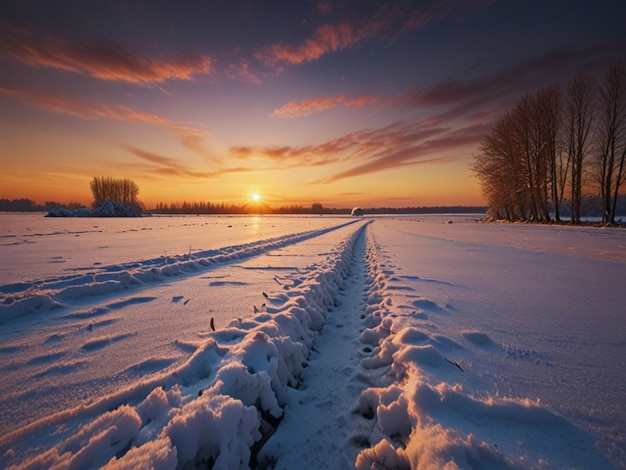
[
  {"xmin": 90, "ymin": 177, "xmax": 139, "ymax": 207},
  {"xmin": 472, "ymin": 61, "xmax": 626, "ymax": 224}
]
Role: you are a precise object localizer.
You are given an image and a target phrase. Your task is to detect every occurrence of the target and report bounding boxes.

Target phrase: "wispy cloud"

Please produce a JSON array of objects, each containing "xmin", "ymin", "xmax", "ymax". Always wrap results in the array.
[
  {"xmin": 272, "ymin": 94, "xmax": 382, "ymax": 118},
  {"xmin": 401, "ymin": 44, "xmax": 619, "ymax": 119},
  {"xmin": 225, "ymin": 57, "xmax": 264, "ymax": 84},
  {"xmin": 315, "ymin": 119, "xmax": 492, "ymax": 184},
  {"xmin": 127, "ymin": 146, "xmax": 251, "ymax": 179},
  {"xmin": 254, "ymin": 1, "xmax": 492, "ymax": 67},
  {"xmin": 229, "ymin": 114, "xmax": 491, "ymax": 184},
  {"xmin": 0, "ymin": 86, "xmax": 211, "ymax": 154},
  {"xmin": 0, "ymin": 28, "xmax": 212, "ymax": 85}
]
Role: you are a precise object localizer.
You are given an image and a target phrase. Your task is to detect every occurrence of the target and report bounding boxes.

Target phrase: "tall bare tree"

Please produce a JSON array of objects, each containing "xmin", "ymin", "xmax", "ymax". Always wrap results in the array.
[
  {"xmin": 90, "ymin": 177, "xmax": 140, "ymax": 207},
  {"xmin": 565, "ymin": 74, "xmax": 595, "ymax": 223},
  {"xmin": 473, "ymin": 111, "xmax": 526, "ymax": 220},
  {"xmin": 593, "ymin": 62, "xmax": 626, "ymax": 224},
  {"xmin": 536, "ymin": 86, "xmax": 564, "ymax": 221}
]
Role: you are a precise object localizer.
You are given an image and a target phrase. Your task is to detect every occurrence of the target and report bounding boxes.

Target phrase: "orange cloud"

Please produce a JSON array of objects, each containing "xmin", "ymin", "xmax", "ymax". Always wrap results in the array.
[
  {"xmin": 0, "ymin": 29, "xmax": 212, "ymax": 85},
  {"xmin": 256, "ymin": 22, "xmax": 361, "ymax": 66},
  {"xmin": 272, "ymin": 94, "xmax": 383, "ymax": 118},
  {"xmin": 272, "ymin": 95, "xmax": 347, "ymax": 118}
]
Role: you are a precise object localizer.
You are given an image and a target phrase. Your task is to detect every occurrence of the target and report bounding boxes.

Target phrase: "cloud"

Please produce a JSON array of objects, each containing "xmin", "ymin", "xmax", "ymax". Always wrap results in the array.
[
  {"xmin": 229, "ymin": 116, "xmax": 485, "ymax": 183},
  {"xmin": 254, "ymin": 1, "xmax": 492, "ymax": 67},
  {"xmin": 320, "ymin": 155, "xmax": 451, "ymax": 184},
  {"xmin": 401, "ymin": 44, "xmax": 619, "ymax": 120},
  {"xmin": 229, "ymin": 143, "xmax": 342, "ymax": 168},
  {"xmin": 0, "ymin": 86, "xmax": 211, "ymax": 155},
  {"xmin": 272, "ymin": 94, "xmax": 383, "ymax": 118},
  {"xmin": 126, "ymin": 146, "xmax": 251, "ymax": 179},
  {"xmin": 0, "ymin": 28, "xmax": 212, "ymax": 85},
  {"xmin": 225, "ymin": 58, "xmax": 263, "ymax": 84},
  {"xmin": 318, "ymin": 120, "xmax": 492, "ymax": 184},
  {"xmin": 255, "ymin": 22, "xmax": 361, "ymax": 66},
  {"xmin": 314, "ymin": 124, "xmax": 491, "ymax": 184}
]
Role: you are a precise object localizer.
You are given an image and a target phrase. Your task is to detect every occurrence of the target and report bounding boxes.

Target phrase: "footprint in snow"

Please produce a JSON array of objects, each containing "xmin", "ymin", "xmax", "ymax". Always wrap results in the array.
[{"xmin": 463, "ymin": 331, "xmax": 497, "ymax": 348}]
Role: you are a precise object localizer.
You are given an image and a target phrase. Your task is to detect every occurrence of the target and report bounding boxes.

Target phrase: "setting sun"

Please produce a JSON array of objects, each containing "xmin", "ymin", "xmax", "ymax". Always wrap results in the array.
[{"xmin": 252, "ymin": 193, "xmax": 261, "ymax": 202}]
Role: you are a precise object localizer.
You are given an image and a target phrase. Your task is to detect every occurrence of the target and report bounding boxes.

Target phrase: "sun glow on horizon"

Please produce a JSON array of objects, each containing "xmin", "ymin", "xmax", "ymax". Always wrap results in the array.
[{"xmin": 251, "ymin": 193, "xmax": 261, "ymax": 202}]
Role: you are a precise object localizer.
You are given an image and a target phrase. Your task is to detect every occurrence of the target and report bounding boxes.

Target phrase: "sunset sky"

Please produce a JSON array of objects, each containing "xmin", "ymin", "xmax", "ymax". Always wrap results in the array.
[{"xmin": 1, "ymin": 0, "xmax": 624, "ymax": 209}]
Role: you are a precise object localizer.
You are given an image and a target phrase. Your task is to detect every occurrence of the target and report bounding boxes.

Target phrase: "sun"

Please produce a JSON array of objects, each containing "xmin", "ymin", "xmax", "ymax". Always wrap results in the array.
[{"xmin": 251, "ymin": 193, "xmax": 261, "ymax": 202}]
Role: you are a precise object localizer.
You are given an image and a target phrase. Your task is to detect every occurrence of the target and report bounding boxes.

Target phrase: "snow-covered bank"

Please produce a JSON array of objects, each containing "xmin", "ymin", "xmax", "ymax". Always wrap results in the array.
[{"xmin": 1, "ymin": 214, "xmax": 624, "ymax": 468}]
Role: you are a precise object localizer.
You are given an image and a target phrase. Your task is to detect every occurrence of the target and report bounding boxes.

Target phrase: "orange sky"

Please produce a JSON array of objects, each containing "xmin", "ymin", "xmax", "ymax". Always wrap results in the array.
[{"xmin": 1, "ymin": 1, "xmax": 624, "ymax": 208}]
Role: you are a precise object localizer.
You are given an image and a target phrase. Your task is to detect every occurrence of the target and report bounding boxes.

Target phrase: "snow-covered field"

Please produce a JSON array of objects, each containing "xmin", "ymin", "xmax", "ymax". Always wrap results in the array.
[{"xmin": 0, "ymin": 213, "xmax": 624, "ymax": 469}]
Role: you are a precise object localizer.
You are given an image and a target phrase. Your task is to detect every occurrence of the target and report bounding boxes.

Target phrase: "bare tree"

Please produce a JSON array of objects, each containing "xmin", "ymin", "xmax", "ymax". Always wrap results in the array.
[
  {"xmin": 90, "ymin": 177, "xmax": 140, "ymax": 207},
  {"xmin": 473, "ymin": 110, "xmax": 532, "ymax": 221},
  {"xmin": 565, "ymin": 74, "xmax": 595, "ymax": 223},
  {"xmin": 536, "ymin": 86, "xmax": 564, "ymax": 221},
  {"xmin": 593, "ymin": 62, "xmax": 626, "ymax": 224}
]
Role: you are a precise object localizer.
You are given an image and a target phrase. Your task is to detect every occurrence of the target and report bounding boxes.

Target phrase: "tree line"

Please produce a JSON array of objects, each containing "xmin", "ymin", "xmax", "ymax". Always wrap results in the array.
[
  {"xmin": 472, "ymin": 61, "xmax": 626, "ymax": 224},
  {"xmin": 0, "ymin": 199, "xmax": 84, "ymax": 212},
  {"xmin": 149, "ymin": 201, "xmax": 490, "ymax": 215},
  {"xmin": 151, "ymin": 201, "xmax": 350, "ymax": 215}
]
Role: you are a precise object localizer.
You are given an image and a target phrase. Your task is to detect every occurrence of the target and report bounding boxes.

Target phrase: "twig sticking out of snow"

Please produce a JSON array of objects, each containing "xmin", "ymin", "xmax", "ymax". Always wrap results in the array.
[{"xmin": 444, "ymin": 357, "xmax": 464, "ymax": 371}]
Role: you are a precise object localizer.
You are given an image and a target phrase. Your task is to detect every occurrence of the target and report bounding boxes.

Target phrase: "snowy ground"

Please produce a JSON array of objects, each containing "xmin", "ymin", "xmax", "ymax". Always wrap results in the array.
[{"xmin": 0, "ymin": 213, "xmax": 624, "ymax": 469}]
